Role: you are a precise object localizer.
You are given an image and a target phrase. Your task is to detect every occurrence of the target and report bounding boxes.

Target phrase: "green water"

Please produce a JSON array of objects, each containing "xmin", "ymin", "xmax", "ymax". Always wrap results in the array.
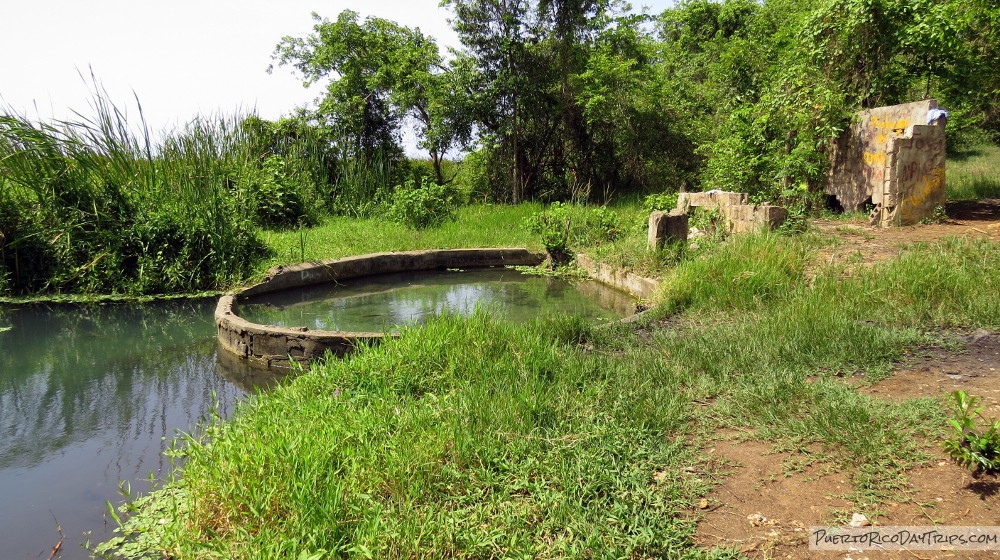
[
  {"xmin": 238, "ymin": 268, "xmax": 635, "ymax": 331},
  {"xmin": 0, "ymin": 300, "xmax": 274, "ymax": 560}
]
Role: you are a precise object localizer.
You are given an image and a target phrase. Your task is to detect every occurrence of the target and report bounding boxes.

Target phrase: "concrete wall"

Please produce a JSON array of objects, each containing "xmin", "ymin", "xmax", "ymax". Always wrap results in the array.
[
  {"xmin": 216, "ymin": 248, "xmax": 544, "ymax": 367},
  {"xmin": 575, "ymin": 254, "xmax": 660, "ymax": 301},
  {"xmin": 826, "ymin": 99, "xmax": 947, "ymax": 225},
  {"xmin": 876, "ymin": 123, "xmax": 947, "ymax": 226},
  {"xmin": 677, "ymin": 191, "xmax": 788, "ymax": 233}
]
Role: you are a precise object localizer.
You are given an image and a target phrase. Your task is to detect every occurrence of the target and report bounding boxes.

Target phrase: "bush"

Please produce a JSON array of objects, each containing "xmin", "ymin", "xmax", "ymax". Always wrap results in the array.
[
  {"xmin": 239, "ymin": 156, "xmax": 318, "ymax": 229},
  {"xmin": 644, "ymin": 192, "xmax": 680, "ymax": 212},
  {"xmin": 387, "ymin": 178, "xmax": 458, "ymax": 229},
  {"xmin": 526, "ymin": 201, "xmax": 573, "ymax": 263},
  {"xmin": 524, "ymin": 203, "xmax": 624, "ymax": 264}
]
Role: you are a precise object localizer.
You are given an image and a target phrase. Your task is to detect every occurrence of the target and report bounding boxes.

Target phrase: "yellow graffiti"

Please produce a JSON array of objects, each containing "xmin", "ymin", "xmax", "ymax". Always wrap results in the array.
[
  {"xmin": 900, "ymin": 167, "xmax": 945, "ymax": 219},
  {"xmin": 870, "ymin": 115, "xmax": 910, "ymax": 131},
  {"xmin": 863, "ymin": 151, "xmax": 887, "ymax": 166}
]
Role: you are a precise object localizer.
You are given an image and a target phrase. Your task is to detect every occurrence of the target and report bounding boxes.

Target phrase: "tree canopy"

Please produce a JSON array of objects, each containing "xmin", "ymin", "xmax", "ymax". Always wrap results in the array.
[{"xmin": 273, "ymin": 0, "xmax": 1000, "ymax": 203}]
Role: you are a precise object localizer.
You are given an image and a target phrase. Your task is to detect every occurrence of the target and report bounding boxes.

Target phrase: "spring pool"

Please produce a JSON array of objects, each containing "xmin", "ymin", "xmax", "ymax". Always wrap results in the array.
[{"xmin": 237, "ymin": 267, "xmax": 635, "ymax": 332}]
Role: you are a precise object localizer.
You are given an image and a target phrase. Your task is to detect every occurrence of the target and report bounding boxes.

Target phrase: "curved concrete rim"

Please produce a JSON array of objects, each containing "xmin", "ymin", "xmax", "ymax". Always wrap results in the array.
[
  {"xmin": 216, "ymin": 248, "xmax": 545, "ymax": 367},
  {"xmin": 216, "ymin": 247, "xmax": 661, "ymax": 368}
]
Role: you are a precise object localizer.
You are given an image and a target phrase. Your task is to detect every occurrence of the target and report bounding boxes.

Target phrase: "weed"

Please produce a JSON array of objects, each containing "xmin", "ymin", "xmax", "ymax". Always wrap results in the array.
[
  {"xmin": 943, "ymin": 390, "xmax": 1000, "ymax": 476},
  {"xmin": 643, "ymin": 192, "xmax": 680, "ymax": 212}
]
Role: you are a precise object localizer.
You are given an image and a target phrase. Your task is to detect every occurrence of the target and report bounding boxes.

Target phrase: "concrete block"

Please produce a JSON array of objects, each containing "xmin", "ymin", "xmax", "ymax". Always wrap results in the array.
[{"xmin": 648, "ymin": 209, "xmax": 688, "ymax": 250}]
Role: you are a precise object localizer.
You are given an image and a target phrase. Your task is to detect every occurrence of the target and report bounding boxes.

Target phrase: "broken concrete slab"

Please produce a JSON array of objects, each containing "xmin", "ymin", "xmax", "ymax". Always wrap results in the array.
[
  {"xmin": 648, "ymin": 208, "xmax": 689, "ymax": 250},
  {"xmin": 674, "ymin": 190, "xmax": 788, "ymax": 233}
]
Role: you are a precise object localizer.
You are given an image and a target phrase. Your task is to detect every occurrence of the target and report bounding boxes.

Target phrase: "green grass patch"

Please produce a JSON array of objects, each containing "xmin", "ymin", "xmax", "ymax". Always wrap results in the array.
[
  {"xmin": 947, "ymin": 142, "xmax": 1000, "ymax": 201},
  {"xmin": 258, "ymin": 204, "xmax": 544, "ymax": 270},
  {"xmin": 99, "ymin": 314, "xmax": 731, "ymax": 560}
]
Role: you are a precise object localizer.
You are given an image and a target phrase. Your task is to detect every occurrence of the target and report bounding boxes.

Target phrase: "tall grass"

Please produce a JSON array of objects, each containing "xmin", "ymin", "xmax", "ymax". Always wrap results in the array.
[
  {"xmin": 0, "ymin": 89, "xmax": 336, "ymax": 295},
  {"xmin": 98, "ymin": 314, "xmax": 721, "ymax": 560}
]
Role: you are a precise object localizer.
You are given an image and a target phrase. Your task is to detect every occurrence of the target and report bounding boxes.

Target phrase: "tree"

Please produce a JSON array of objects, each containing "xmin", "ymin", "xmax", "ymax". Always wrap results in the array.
[{"xmin": 271, "ymin": 11, "xmax": 470, "ymax": 184}]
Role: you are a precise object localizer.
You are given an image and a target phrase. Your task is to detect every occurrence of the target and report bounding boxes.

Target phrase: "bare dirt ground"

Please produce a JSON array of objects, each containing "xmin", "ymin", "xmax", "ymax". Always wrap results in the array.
[
  {"xmin": 811, "ymin": 199, "xmax": 1000, "ymax": 271},
  {"xmin": 693, "ymin": 200, "xmax": 1000, "ymax": 559}
]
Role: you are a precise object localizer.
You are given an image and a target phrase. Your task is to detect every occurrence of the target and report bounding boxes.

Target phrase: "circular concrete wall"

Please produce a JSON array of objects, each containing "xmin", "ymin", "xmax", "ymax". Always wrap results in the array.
[{"xmin": 216, "ymin": 248, "xmax": 545, "ymax": 367}]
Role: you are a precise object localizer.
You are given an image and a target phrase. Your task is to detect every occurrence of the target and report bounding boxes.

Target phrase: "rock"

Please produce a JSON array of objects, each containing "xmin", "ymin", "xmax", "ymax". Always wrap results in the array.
[
  {"xmin": 849, "ymin": 513, "xmax": 870, "ymax": 527},
  {"xmin": 964, "ymin": 328, "xmax": 993, "ymax": 343}
]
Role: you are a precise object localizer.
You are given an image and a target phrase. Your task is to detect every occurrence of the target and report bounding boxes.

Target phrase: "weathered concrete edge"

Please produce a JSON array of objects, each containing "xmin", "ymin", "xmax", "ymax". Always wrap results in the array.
[
  {"xmin": 216, "ymin": 248, "xmax": 545, "ymax": 367},
  {"xmin": 575, "ymin": 253, "xmax": 660, "ymax": 301}
]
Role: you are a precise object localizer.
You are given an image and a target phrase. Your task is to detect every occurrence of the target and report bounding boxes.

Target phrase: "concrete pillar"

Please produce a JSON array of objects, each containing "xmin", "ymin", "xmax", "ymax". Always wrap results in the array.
[{"xmin": 648, "ymin": 209, "xmax": 689, "ymax": 250}]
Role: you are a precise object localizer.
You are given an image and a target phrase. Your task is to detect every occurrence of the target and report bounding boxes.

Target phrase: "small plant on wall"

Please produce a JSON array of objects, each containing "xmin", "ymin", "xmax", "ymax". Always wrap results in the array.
[{"xmin": 943, "ymin": 390, "xmax": 1000, "ymax": 476}]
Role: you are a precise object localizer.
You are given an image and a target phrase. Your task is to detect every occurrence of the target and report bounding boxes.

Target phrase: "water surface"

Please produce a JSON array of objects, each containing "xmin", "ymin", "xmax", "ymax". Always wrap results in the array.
[
  {"xmin": 0, "ymin": 300, "xmax": 270, "ymax": 560},
  {"xmin": 0, "ymin": 268, "xmax": 631, "ymax": 559},
  {"xmin": 239, "ymin": 267, "xmax": 635, "ymax": 331}
]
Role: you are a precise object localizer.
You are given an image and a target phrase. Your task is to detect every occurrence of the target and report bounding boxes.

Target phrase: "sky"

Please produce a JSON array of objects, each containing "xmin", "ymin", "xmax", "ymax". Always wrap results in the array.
[{"xmin": 1, "ymin": 0, "xmax": 673, "ymax": 146}]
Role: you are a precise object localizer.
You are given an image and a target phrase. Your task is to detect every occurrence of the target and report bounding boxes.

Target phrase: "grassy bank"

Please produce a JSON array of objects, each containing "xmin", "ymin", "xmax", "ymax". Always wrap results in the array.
[
  {"xmin": 99, "ymin": 232, "xmax": 1000, "ymax": 559},
  {"xmin": 258, "ymin": 204, "xmax": 544, "ymax": 271}
]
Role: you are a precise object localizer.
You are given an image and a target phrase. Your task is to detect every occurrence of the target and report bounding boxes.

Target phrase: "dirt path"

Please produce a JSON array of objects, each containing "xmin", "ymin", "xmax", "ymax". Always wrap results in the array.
[
  {"xmin": 812, "ymin": 199, "xmax": 1000, "ymax": 272},
  {"xmin": 694, "ymin": 201, "xmax": 1000, "ymax": 559}
]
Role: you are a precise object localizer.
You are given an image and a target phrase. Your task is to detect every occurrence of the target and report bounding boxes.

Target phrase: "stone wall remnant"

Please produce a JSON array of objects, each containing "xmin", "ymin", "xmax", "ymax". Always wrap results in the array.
[
  {"xmin": 647, "ymin": 209, "xmax": 689, "ymax": 250},
  {"xmin": 825, "ymin": 99, "xmax": 948, "ymax": 226},
  {"xmin": 676, "ymin": 191, "xmax": 788, "ymax": 233},
  {"xmin": 217, "ymin": 248, "xmax": 544, "ymax": 366}
]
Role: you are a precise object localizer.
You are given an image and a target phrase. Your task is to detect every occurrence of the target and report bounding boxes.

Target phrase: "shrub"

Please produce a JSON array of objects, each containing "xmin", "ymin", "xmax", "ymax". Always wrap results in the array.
[
  {"xmin": 387, "ymin": 178, "xmax": 458, "ymax": 229},
  {"xmin": 526, "ymin": 201, "xmax": 573, "ymax": 263},
  {"xmin": 524, "ymin": 203, "xmax": 624, "ymax": 264},
  {"xmin": 644, "ymin": 192, "xmax": 680, "ymax": 212},
  {"xmin": 239, "ymin": 155, "xmax": 318, "ymax": 229}
]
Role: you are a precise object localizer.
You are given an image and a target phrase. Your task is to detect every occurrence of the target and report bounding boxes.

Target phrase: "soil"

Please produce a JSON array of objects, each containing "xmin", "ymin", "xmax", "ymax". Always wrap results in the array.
[
  {"xmin": 811, "ymin": 199, "xmax": 1000, "ymax": 273},
  {"xmin": 692, "ymin": 200, "xmax": 1000, "ymax": 560}
]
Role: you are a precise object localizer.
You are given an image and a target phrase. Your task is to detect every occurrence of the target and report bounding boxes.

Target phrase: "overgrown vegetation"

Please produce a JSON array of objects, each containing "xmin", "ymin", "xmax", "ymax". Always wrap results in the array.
[
  {"xmin": 0, "ymin": 105, "xmax": 264, "ymax": 295},
  {"xmin": 4, "ymin": 0, "xmax": 999, "ymax": 297},
  {"xmin": 274, "ymin": 0, "xmax": 999, "ymax": 205},
  {"xmin": 99, "ymin": 234, "xmax": 1000, "ymax": 559}
]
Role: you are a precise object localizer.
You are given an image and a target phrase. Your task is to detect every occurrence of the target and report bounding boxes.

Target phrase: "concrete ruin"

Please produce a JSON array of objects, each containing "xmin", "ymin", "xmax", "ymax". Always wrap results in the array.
[
  {"xmin": 826, "ymin": 99, "xmax": 948, "ymax": 226},
  {"xmin": 646, "ymin": 191, "xmax": 789, "ymax": 249},
  {"xmin": 647, "ymin": 209, "xmax": 689, "ymax": 250},
  {"xmin": 217, "ymin": 248, "xmax": 659, "ymax": 367},
  {"xmin": 216, "ymin": 248, "xmax": 544, "ymax": 367},
  {"xmin": 677, "ymin": 191, "xmax": 789, "ymax": 234}
]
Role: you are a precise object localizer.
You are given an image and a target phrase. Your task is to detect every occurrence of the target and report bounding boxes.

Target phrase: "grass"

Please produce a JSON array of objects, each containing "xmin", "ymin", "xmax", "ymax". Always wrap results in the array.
[
  {"xmin": 99, "ymin": 315, "xmax": 725, "ymax": 560},
  {"xmin": 947, "ymin": 142, "xmax": 1000, "ymax": 201},
  {"xmin": 0, "ymin": 86, "xmax": 407, "ymax": 297},
  {"xmin": 0, "ymin": 94, "xmax": 268, "ymax": 295},
  {"xmin": 99, "ymin": 231, "xmax": 1000, "ymax": 559},
  {"xmin": 258, "ymin": 204, "xmax": 544, "ymax": 272}
]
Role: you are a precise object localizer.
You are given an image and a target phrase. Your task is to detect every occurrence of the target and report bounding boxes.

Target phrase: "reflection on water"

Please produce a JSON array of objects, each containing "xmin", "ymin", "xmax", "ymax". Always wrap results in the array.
[
  {"xmin": 0, "ymin": 300, "xmax": 264, "ymax": 560},
  {"xmin": 0, "ymin": 270, "xmax": 632, "ymax": 559},
  {"xmin": 239, "ymin": 267, "xmax": 635, "ymax": 332}
]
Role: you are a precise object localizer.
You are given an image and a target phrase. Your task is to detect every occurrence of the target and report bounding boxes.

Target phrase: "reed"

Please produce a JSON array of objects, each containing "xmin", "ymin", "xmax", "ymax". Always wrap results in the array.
[{"xmin": 0, "ymin": 86, "xmax": 334, "ymax": 295}]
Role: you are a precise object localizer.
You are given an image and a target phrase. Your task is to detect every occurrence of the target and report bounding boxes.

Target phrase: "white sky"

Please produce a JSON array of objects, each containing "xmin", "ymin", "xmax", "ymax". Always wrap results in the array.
[{"xmin": 1, "ymin": 0, "xmax": 673, "ymax": 147}]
